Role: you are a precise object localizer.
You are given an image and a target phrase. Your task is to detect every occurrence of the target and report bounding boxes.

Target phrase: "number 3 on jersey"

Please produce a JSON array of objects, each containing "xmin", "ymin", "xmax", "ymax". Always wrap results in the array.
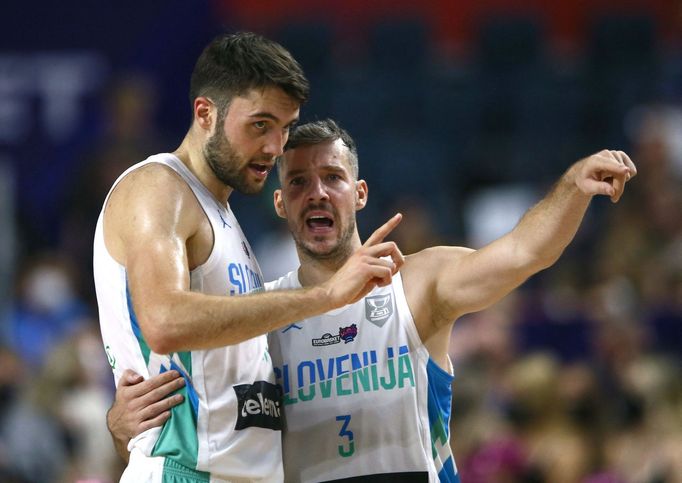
[{"xmin": 336, "ymin": 415, "xmax": 355, "ymax": 457}]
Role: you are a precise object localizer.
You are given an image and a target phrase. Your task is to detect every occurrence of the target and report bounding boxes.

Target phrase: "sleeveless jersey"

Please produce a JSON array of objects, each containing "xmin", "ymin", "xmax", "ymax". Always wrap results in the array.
[
  {"xmin": 266, "ymin": 270, "xmax": 460, "ymax": 483},
  {"xmin": 94, "ymin": 153, "xmax": 283, "ymax": 481}
]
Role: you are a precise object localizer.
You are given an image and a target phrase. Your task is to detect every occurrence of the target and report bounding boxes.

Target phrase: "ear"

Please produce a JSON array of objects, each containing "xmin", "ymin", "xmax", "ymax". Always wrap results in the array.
[
  {"xmin": 193, "ymin": 97, "xmax": 215, "ymax": 132},
  {"xmin": 355, "ymin": 179, "xmax": 368, "ymax": 211},
  {"xmin": 273, "ymin": 189, "xmax": 287, "ymax": 219}
]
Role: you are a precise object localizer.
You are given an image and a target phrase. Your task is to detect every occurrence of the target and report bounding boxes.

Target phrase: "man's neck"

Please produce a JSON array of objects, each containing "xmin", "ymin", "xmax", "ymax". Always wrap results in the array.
[
  {"xmin": 173, "ymin": 134, "xmax": 232, "ymax": 205},
  {"xmin": 297, "ymin": 259, "xmax": 341, "ymax": 287},
  {"xmin": 296, "ymin": 238, "xmax": 361, "ymax": 287}
]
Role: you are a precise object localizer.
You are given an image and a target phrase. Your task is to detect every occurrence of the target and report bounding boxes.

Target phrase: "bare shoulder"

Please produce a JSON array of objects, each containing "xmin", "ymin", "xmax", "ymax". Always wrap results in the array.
[
  {"xmin": 400, "ymin": 246, "xmax": 475, "ymax": 348},
  {"xmin": 106, "ymin": 163, "xmax": 190, "ymax": 208},
  {"xmin": 104, "ymin": 163, "xmax": 203, "ymax": 261},
  {"xmin": 400, "ymin": 246, "xmax": 474, "ymax": 316}
]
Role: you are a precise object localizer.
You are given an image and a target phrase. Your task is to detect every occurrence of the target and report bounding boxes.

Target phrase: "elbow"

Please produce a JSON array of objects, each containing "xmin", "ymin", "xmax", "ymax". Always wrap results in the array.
[
  {"xmin": 506, "ymin": 233, "xmax": 562, "ymax": 277},
  {"xmin": 137, "ymin": 309, "xmax": 178, "ymax": 354},
  {"xmin": 538, "ymin": 249, "xmax": 564, "ymax": 271},
  {"xmin": 145, "ymin": 332, "xmax": 175, "ymax": 355},
  {"xmin": 515, "ymin": 245, "xmax": 561, "ymax": 276},
  {"xmin": 531, "ymin": 253, "xmax": 560, "ymax": 272}
]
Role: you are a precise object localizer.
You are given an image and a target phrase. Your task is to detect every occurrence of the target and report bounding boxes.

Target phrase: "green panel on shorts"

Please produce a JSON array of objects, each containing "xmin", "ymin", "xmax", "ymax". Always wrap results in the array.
[
  {"xmin": 152, "ymin": 351, "xmax": 201, "ymax": 470},
  {"xmin": 162, "ymin": 457, "xmax": 209, "ymax": 483}
]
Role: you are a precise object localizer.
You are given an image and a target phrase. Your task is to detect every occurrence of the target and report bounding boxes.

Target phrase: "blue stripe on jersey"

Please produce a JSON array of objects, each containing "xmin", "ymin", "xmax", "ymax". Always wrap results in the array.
[
  {"xmin": 125, "ymin": 277, "xmax": 201, "ymax": 469},
  {"xmin": 167, "ymin": 359, "xmax": 199, "ymax": 419},
  {"xmin": 439, "ymin": 456, "xmax": 459, "ymax": 483},
  {"xmin": 125, "ymin": 280, "xmax": 151, "ymax": 365},
  {"xmin": 426, "ymin": 358, "xmax": 459, "ymax": 483}
]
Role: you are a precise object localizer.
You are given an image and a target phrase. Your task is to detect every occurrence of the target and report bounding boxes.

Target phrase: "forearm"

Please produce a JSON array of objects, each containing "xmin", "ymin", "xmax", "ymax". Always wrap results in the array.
[
  {"xmin": 426, "ymin": 151, "xmax": 634, "ymax": 323},
  {"xmin": 131, "ymin": 214, "xmax": 406, "ymax": 354},
  {"xmin": 107, "ymin": 407, "xmax": 131, "ymax": 463},
  {"xmin": 137, "ymin": 285, "xmax": 333, "ymax": 353},
  {"xmin": 509, "ymin": 165, "xmax": 591, "ymax": 268},
  {"xmin": 425, "ymin": 174, "xmax": 591, "ymax": 323},
  {"xmin": 111, "ymin": 433, "xmax": 131, "ymax": 463}
]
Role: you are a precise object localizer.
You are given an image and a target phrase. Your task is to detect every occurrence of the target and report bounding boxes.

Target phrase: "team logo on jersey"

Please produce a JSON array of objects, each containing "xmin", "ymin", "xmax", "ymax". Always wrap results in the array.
[
  {"xmin": 312, "ymin": 324, "xmax": 358, "ymax": 347},
  {"xmin": 233, "ymin": 381, "xmax": 283, "ymax": 431},
  {"xmin": 312, "ymin": 332, "xmax": 341, "ymax": 346},
  {"xmin": 339, "ymin": 324, "xmax": 358, "ymax": 343},
  {"xmin": 218, "ymin": 211, "xmax": 231, "ymax": 229},
  {"xmin": 365, "ymin": 294, "xmax": 393, "ymax": 327}
]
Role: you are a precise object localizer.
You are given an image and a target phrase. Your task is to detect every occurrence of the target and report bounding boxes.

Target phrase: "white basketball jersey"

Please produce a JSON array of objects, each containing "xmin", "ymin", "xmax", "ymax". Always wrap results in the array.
[
  {"xmin": 94, "ymin": 153, "xmax": 283, "ymax": 481},
  {"xmin": 267, "ymin": 270, "xmax": 459, "ymax": 483}
]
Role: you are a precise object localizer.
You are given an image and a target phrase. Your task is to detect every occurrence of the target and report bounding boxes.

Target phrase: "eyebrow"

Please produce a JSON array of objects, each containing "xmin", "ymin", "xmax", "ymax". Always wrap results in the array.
[
  {"xmin": 250, "ymin": 112, "xmax": 299, "ymax": 127},
  {"xmin": 284, "ymin": 165, "xmax": 347, "ymax": 179}
]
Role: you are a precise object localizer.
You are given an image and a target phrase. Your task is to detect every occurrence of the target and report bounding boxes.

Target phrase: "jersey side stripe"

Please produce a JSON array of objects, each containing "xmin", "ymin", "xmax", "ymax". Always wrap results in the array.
[{"xmin": 426, "ymin": 358, "xmax": 459, "ymax": 483}]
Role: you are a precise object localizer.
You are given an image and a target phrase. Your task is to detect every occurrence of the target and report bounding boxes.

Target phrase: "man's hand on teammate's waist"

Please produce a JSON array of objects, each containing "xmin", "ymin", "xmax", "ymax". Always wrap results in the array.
[{"xmin": 107, "ymin": 369, "xmax": 185, "ymax": 461}]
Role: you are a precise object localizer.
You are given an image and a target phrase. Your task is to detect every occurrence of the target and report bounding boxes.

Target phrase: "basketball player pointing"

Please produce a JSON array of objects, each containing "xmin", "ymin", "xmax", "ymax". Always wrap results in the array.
[
  {"xmin": 108, "ymin": 119, "xmax": 636, "ymax": 482},
  {"xmin": 94, "ymin": 36, "xmax": 403, "ymax": 482}
]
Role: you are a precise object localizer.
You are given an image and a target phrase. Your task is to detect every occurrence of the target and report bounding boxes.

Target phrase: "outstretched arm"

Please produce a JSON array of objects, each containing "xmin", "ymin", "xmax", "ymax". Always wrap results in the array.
[{"xmin": 405, "ymin": 150, "xmax": 636, "ymax": 333}]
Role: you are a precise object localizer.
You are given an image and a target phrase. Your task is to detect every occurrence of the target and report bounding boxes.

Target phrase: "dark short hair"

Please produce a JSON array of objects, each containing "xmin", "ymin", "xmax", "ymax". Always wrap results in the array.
[
  {"xmin": 280, "ymin": 119, "xmax": 359, "ymax": 178},
  {"xmin": 189, "ymin": 32, "xmax": 309, "ymax": 116}
]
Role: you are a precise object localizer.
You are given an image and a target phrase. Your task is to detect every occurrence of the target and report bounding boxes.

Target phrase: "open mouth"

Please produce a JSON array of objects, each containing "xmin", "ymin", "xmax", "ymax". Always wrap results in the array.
[
  {"xmin": 249, "ymin": 163, "xmax": 271, "ymax": 177},
  {"xmin": 306, "ymin": 214, "xmax": 334, "ymax": 232},
  {"xmin": 306, "ymin": 215, "xmax": 333, "ymax": 227}
]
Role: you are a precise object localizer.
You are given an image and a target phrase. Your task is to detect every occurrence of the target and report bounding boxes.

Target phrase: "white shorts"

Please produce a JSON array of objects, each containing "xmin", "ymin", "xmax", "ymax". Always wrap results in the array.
[{"xmin": 121, "ymin": 447, "xmax": 251, "ymax": 483}]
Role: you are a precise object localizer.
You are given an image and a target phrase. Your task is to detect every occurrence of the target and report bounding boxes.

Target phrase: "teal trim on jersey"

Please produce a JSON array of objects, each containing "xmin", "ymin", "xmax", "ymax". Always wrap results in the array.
[
  {"xmin": 125, "ymin": 280, "xmax": 151, "ymax": 366},
  {"xmin": 426, "ymin": 358, "xmax": 459, "ymax": 483},
  {"xmin": 125, "ymin": 279, "xmax": 201, "ymax": 469},
  {"xmin": 162, "ymin": 457, "xmax": 209, "ymax": 482},
  {"xmin": 172, "ymin": 356, "xmax": 200, "ymax": 419},
  {"xmin": 151, "ymin": 359, "xmax": 201, "ymax": 470}
]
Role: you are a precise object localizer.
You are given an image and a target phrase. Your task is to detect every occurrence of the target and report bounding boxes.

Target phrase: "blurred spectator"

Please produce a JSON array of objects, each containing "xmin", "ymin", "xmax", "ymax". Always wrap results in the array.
[
  {"xmin": 605, "ymin": 356, "xmax": 682, "ymax": 482},
  {"xmin": 594, "ymin": 103, "xmax": 682, "ymax": 358},
  {"xmin": 39, "ymin": 323, "xmax": 119, "ymax": 481},
  {"xmin": 499, "ymin": 353, "xmax": 592, "ymax": 482},
  {"xmin": 0, "ymin": 323, "xmax": 118, "ymax": 483},
  {"xmin": 0, "ymin": 345, "xmax": 68, "ymax": 482},
  {"xmin": 450, "ymin": 294, "xmax": 532, "ymax": 483},
  {"xmin": 3, "ymin": 254, "xmax": 89, "ymax": 370}
]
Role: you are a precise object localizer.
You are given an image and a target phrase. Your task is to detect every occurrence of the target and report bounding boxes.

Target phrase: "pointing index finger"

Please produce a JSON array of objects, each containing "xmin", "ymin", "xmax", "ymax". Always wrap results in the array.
[{"xmin": 363, "ymin": 213, "xmax": 402, "ymax": 247}]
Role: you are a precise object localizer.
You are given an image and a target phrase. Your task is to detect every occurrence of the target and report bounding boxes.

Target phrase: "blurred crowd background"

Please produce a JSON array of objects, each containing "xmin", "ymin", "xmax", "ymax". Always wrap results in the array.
[{"xmin": 1, "ymin": 1, "xmax": 680, "ymax": 481}]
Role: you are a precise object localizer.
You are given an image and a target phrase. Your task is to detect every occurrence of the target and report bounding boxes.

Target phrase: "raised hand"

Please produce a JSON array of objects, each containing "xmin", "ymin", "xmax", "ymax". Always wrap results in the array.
[
  {"xmin": 323, "ymin": 213, "xmax": 405, "ymax": 307},
  {"xmin": 573, "ymin": 150, "xmax": 637, "ymax": 202}
]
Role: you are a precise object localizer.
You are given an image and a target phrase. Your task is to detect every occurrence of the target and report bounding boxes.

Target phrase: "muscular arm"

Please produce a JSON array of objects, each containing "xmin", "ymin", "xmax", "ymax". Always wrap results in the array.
[
  {"xmin": 404, "ymin": 150, "xmax": 636, "ymax": 338},
  {"xmin": 105, "ymin": 165, "xmax": 403, "ymax": 354}
]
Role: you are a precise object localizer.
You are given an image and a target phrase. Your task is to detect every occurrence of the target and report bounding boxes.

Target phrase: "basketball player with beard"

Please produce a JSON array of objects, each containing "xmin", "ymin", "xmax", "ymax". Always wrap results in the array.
[
  {"xmin": 106, "ymin": 119, "xmax": 635, "ymax": 482},
  {"xmin": 94, "ymin": 36, "xmax": 403, "ymax": 482}
]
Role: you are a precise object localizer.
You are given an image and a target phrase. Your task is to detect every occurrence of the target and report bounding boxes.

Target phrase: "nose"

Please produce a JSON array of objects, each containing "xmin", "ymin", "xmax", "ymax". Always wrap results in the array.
[
  {"xmin": 306, "ymin": 176, "xmax": 329, "ymax": 202},
  {"xmin": 262, "ymin": 129, "xmax": 286, "ymax": 157}
]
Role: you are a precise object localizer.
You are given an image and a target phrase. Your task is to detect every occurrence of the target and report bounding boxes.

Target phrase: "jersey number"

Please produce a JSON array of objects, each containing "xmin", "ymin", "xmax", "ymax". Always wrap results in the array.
[{"xmin": 336, "ymin": 415, "xmax": 355, "ymax": 457}]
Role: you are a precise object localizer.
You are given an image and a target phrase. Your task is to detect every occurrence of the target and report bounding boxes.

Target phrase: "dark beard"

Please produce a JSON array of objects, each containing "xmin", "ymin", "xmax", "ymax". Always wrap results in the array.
[{"xmin": 203, "ymin": 129, "xmax": 262, "ymax": 195}]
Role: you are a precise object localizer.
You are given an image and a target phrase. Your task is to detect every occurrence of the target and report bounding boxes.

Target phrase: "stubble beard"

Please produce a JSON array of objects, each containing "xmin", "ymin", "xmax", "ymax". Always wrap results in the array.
[
  {"xmin": 203, "ymin": 129, "xmax": 263, "ymax": 195},
  {"xmin": 293, "ymin": 213, "xmax": 357, "ymax": 264}
]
